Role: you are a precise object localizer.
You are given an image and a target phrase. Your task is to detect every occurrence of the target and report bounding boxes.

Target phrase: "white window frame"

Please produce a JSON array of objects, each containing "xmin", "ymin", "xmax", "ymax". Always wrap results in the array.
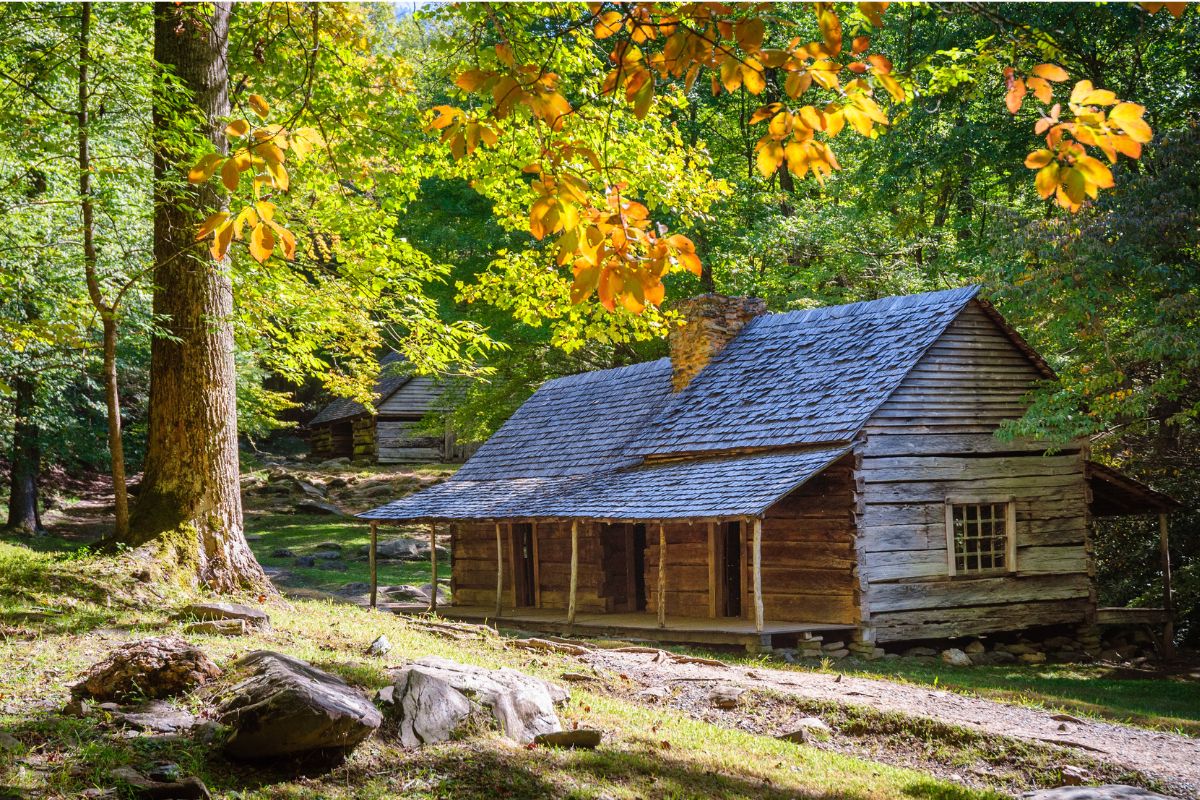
[{"xmin": 944, "ymin": 496, "xmax": 1017, "ymax": 577}]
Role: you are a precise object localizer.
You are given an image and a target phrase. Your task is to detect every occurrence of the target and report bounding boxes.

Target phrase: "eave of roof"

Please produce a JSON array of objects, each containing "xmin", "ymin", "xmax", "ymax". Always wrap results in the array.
[
  {"xmin": 1087, "ymin": 461, "xmax": 1181, "ymax": 516},
  {"xmin": 359, "ymin": 445, "xmax": 851, "ymax": 522},
  {"xmin": 308, "ymin": 352, "xmax": 412, "ymax": 427}
]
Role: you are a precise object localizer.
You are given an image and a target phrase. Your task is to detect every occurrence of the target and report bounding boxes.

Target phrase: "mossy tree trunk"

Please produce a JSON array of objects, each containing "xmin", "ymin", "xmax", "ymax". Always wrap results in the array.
[{"xmin": 123, "ymin": 1, "xmax": 267, "ymax": 593}]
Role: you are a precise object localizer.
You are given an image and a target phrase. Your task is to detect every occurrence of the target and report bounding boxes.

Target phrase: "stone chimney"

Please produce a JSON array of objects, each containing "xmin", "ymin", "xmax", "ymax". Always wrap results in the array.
[{"xmin": 668, "ymin": 294, "xmax": 767, "ymax": 392}]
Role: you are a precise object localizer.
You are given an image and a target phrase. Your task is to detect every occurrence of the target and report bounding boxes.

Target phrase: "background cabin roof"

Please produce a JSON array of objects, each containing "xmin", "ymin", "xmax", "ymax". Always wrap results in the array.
[
  {"xmin": 630, "ymin": 285, "xmax": 982, "ymax": 458},
  {"xmin": 359, "ymin": 446, "xmax": 850, "ymax": 522},
  {"xmin": 308, "ymin": 352, "xmax": 412, "ymax": 427}
]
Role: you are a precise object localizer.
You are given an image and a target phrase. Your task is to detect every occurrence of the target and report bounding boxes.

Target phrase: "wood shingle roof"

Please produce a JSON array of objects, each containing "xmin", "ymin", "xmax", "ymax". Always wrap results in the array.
[{"xmin": 361, "ymin": 286, "xmax": 985, "ymax": 522}]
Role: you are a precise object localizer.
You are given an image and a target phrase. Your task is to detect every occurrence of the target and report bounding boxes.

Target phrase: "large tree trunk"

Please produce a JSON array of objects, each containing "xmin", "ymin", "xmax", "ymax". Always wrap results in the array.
[
  {"xmin": 78, "ymin": 1, "xmax": 130, "ymax": 538},
  {"xmin": 125, "ymin": 1, "xmax": 267, "ymax": 593},
  {"xmin": 6, "ymin": 374, "xmax": 42, "ymax": 535}
]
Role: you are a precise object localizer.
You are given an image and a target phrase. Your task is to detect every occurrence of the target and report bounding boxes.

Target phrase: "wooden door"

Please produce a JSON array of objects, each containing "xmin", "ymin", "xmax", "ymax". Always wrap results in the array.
[{"xmin": 511, "ymin": 523, "xmax": 536, "ymax": 607}]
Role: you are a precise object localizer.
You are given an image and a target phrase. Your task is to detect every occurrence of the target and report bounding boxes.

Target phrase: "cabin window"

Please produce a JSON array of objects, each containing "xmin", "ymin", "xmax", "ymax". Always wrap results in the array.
[{"xmin": 944, "ymin": 499, "xmax": 1017, "ymax": 577}]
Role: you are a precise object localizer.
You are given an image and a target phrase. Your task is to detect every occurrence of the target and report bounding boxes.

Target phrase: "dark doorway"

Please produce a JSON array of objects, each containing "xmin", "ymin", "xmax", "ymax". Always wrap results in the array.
[
  {"xmin": 723, "ymin": 522, "xmax": 742, "ymax": 618},
  {"xmin": 513, "ymin": 523, "xmax": 536, "ymax": 607},
  {"xmin": 632, "ymin": 524, "xmax": 647, "ymax": 611}
]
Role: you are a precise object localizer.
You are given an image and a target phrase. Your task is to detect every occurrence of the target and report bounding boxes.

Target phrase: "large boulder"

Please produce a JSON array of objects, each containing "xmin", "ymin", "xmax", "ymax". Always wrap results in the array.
[
  {"xmin": 382, "ymin": 656, "xmax": 568, "ymax": 745},
  {"xmin": 180, "ymin": 601, "xmax": 272, "ymax": 632},
  {"xmin": 71, "ymin": 637, "xmax": 221, "ymax": 702},
  {"xmin": 217, "ymin": 651, "xmax": 382, "ymax": 759}
]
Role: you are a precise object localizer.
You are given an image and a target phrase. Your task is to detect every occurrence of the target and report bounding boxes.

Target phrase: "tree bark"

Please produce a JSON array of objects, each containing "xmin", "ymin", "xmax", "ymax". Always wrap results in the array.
[
  {"xmin": 77, "ymin": 1, "xmax": 130, "ymax": 538},
  {"xmin": 124, "ymin": 2, "xmax": 267, "ymax": 592},
  {"xmin": 6, "ymin": 374, "xmax": 42, "ymax": 535}
]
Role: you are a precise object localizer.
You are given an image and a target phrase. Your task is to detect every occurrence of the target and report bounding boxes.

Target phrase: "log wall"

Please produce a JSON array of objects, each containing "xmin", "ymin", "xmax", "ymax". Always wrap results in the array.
[{"xmin": 857, "ymin": 301, "xmax": 1093, "ymax": 643}]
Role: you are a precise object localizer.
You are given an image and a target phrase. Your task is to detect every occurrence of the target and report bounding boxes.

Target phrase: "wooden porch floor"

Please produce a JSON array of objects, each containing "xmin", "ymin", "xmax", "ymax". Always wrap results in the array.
[{"xmin": 380, "ymin": 603, "xmax": 857, "ymax": 650}]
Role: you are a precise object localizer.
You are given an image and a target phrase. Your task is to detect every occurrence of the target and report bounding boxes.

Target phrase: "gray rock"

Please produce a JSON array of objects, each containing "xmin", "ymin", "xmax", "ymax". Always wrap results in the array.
[
  {"xmin": 326, "ymin": 477, "xmax": 349, "ymax": 489},
  {"xmin": 708, "ymin": 685, "xmax": 745, "ymax": 709},
  {"xmin": 340, "ymin": 582, "xmax": 371, "ymax": 595},
  {"xmin": 777, "ymin": 717, "xmax": 831, "ymax": 743},
  {"xmin": 366, "ymin": 635, "xmax": 392, "ymax": 657},
  {"xmin": 319, "ymin": 457, "xmax": 350, "ymax": 467},
  {"xmin": 385, "ymin": 656, "xmax": 568, "ymax": 745},
  {"xmin": 0, "ymin": 731, "xmax": 23, "ymax": 754},
  {"xmin": 370, "ymin": 538, "xmax": 450, "ymax": 562},
  {"xmin": 181, "ymin": 601, "xmax": 272, "ymax": 632},
  {"xmin": 218, "ymin": 651, "xmax": 382, "ymax": 759},
  {"xmin": 385, "ymin": 583, "xmax": 449, "ymax": 604},
  {"xmin": 317, "ymin": 560, "xmax": 348, "ymax": 571},
  {"xmin": 316, "ymin": 541, "xmax": 343, "ymax": 550},
  {"xmin": 294, "ymin": 556, "xmax": 316, "ymax": 567},
  {"xmin": 535, "ymin": 729, "xmax": 602, "ymax": 749},
  {"xmin": 184, "ymin": 619, "xmax": 248, "ymax": 637},
  {"xmin": 385, "ymin": 668, "xmax": 474, "ymax": 748},
  {"xmin": 312, "ymin": 550, "xmax": 343, "ymax": 560},
  {"xmin": 964, "ymin": 640, "xmax": 986, "ymax": 655},
  {"xmin": 295, "ymin": 500, "xmax": 344, "ymax": 516},
  {"xmin": 1021, "ymin": 786, "xmax": 1172, "ymax": 800},
  {"xmin": 111, "ymin": 700, "xmax": 199, "ymax": 735},
  {"xmin": 110, "ymin": 766, "xmax": 211, "ymax": 800},
  {"xmin": 940, "ymin": 648, "xmax": 971, "ymax": 667},
  {"xmin": 297, "ymin": 481, "xmax": 326, "ymax": 498},
  {"xmin": 270, "ymin": 547, "xmax": 296, "ymax": 558},
  {"xmin": 637, "ymin": 686, "xmax": 670, "ymax": 701}
]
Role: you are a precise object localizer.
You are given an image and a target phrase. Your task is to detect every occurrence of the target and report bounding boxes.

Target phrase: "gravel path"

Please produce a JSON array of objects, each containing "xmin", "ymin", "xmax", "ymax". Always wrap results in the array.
[{"xmin": 581, "ymin": 648, "xmax": 1200, "ymax": 797}]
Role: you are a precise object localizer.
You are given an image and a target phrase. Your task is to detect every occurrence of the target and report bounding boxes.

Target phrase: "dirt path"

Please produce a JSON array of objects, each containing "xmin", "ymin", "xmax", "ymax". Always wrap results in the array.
[{"xmin": 580, "ymin": 647, "xmax": 1200, "ymax": 797}]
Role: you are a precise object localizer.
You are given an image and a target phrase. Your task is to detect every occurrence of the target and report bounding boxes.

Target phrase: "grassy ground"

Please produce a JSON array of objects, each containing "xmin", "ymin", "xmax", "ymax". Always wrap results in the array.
[
  {"xmin": 0, "ymin": 536, "xmax": 1004, "ymax": 800},
  {"xmin": 243, "ymin": 512, "xmax": 1200, "ymax": 739},
  {"xmin": 243, "ymin": 512, "xmax": 434, "ymax": 595}
]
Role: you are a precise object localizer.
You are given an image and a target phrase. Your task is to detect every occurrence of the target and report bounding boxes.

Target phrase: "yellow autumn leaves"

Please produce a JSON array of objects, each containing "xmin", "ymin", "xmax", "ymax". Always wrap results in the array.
[
  {"xmin": 189, "ymin": 94, "xmax": 322, "ymax": 262},
  {"xmin": 1011, "ymin": 67, "xmax": 1153, "ymax": 212}
]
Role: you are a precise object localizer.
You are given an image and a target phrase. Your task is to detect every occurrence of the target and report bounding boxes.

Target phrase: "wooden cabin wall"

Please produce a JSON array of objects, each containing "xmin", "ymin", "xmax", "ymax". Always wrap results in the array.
[
  {"xmin": 450, "ymin": 522, "xmax": 612, "ymax": 612},
  {"xmin": 376, "ymin": 377, "xmax": 448, "ymax": 463},
  {"xmin": 857, "ymin": 302, "xmax": 1092, "ymax": 643},
  {"xmin": 351, "ymin": 416, "xmax": 376, "ymax": 462},
  {"xmin": 752, "ymin": 457, "xmax": 859, "ymax": 624},
  {"xmin": 645, "ymin": 522, "xmax": 711, "ymax": 618},
  {"xmin": 310, "ymin": 421, "xmax": 352, "ymax": 459}
]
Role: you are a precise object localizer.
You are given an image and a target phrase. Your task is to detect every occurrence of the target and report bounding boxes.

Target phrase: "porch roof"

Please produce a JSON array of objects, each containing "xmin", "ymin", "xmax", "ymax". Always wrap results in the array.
[
  {"xmin": 358, "ymin": 445, "xmax": 850, "ymax": 523},
  {"xmin": 1086, "ymin": 461, "xmax": 1180, "ymax": 516}
]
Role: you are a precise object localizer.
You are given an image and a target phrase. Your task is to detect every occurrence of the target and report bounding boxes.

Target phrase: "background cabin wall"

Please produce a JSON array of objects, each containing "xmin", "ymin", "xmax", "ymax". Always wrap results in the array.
[
  {"xmin": 754, "ymin": 457, "xmax": 860, "ymax": 624},
  {"xmin": 857, "ymin": 302, "xmax": 1093, "ymax": 643},
  {"xmin": 377, "ymin": 377, "xmax": 447, "ymax": 463}
]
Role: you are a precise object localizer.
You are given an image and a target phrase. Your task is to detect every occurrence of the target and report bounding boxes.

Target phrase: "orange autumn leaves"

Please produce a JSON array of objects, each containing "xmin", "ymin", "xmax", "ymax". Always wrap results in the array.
[
  {"xmin": 440, "ymin": 2, "xmax": 904, "ymax": 312},
  {"xmin": 189, "ymin": 95, "xmax": 322, "ymax": 263},
  {"xmin": 1007, "ymin": 66, "xmax": 1153, "ymax": 212}
]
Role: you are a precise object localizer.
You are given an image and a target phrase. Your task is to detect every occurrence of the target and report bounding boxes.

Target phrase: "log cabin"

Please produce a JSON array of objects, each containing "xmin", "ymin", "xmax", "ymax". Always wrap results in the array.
[
  {"xmin": 308, "ymin": 352, "xmax": 465, "ymax": 464},
  {"xmin": 360, "ymin": 288, "xmax": 1179, "ymax": 650}
]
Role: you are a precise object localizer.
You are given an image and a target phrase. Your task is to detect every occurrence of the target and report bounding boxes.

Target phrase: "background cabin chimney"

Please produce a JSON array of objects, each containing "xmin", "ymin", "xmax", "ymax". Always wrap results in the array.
[{"xmin": 668, "ymin": 294, "xmax": 767, "ymax": 392}]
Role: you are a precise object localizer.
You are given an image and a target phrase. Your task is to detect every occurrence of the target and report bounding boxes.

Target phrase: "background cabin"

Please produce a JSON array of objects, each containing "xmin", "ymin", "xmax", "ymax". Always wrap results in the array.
[
  {"xmin": 361, "ymin": 289, "xmax": 1179, "ymax": 650},
  {"xmin": 308, "ymin": 353, "xmax": 469, "ymax": 464}
]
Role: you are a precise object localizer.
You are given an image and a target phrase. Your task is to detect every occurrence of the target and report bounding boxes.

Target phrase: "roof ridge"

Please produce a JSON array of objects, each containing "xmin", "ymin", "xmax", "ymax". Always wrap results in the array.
[
  {"xmin": 542, "ymin": 356, "xmax": 670, "ymax": 389},
  {"xmin": 752, "ymin": 285, "xmax": 980, "ymax": 327}
]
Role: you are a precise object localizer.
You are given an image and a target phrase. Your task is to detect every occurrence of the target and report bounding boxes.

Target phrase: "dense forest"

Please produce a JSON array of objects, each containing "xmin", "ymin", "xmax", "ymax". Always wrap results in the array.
[{"xmin": 1, "ymin": 3, "xmax": 1197, "ymax": 640}]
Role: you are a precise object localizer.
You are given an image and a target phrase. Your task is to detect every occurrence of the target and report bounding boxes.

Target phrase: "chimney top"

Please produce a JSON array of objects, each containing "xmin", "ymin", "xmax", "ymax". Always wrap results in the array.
[{"xmin": 668, "ymin": 294, "xmax": 767, "ymax": 392}]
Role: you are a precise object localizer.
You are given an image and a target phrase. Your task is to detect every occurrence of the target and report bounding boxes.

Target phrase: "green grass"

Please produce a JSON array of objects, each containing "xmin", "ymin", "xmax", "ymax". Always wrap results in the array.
[
  {"xmin": 244, "ymin": 512, "xmax": 434, "ymax": 596},
  {"xmin": 0, "ymin": 536, "xmax": 1006, "ymax": 800}
]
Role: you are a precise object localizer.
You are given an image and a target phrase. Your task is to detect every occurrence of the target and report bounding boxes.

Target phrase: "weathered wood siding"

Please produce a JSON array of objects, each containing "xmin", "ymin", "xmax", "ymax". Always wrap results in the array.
[
  {"xmin": 374, "ymin": 377, "xmax": 446, "ymax": 463},
  {"xmin": 309, "ymin": 420, "xmax": 353, "ymax": 459},
  {"xmin": 857, "ymin": 301, "xmax": 1092, "ymax": 643},
  {"xmin": 377, "ymin": 377, "xmax": 442, "ymax": 416},
  {"xmin": 752, "ymin": 457, "xmax": 858, "ymax": 624},
  {"xmin": 450, "ymin": 522, "xmax": 614, "ymax": 612}
]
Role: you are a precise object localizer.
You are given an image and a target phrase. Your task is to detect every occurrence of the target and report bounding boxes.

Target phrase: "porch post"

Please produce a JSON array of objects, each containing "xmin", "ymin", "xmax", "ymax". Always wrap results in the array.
[
  {"xmin": 707, "ymin": 521, "xmax": 718, "ymax": 618},
  {"xmin": 752, "ymin": 517, "xmax": 763, "ymax": 633},
  {"xmin": 494, "ymin": 522, "xmax": 504, "ymax": 619},
  {"xmin": 369, "ymin": 521, "xmax": 378, "ymax": 609},
  {"xmin": 1160, "ymin": 513, "xmax": 1175, "ymax": 659},
  {"xmin": 428, "ymin": 522, "xmax": 438, "ymax": 613},
  {"xmin": 657, "ymin": 522, "xmax": 667, "ymax": 628},
  {"xmin": 567, "ymin": 519, "xmax": 579, "ymax": 627}
]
